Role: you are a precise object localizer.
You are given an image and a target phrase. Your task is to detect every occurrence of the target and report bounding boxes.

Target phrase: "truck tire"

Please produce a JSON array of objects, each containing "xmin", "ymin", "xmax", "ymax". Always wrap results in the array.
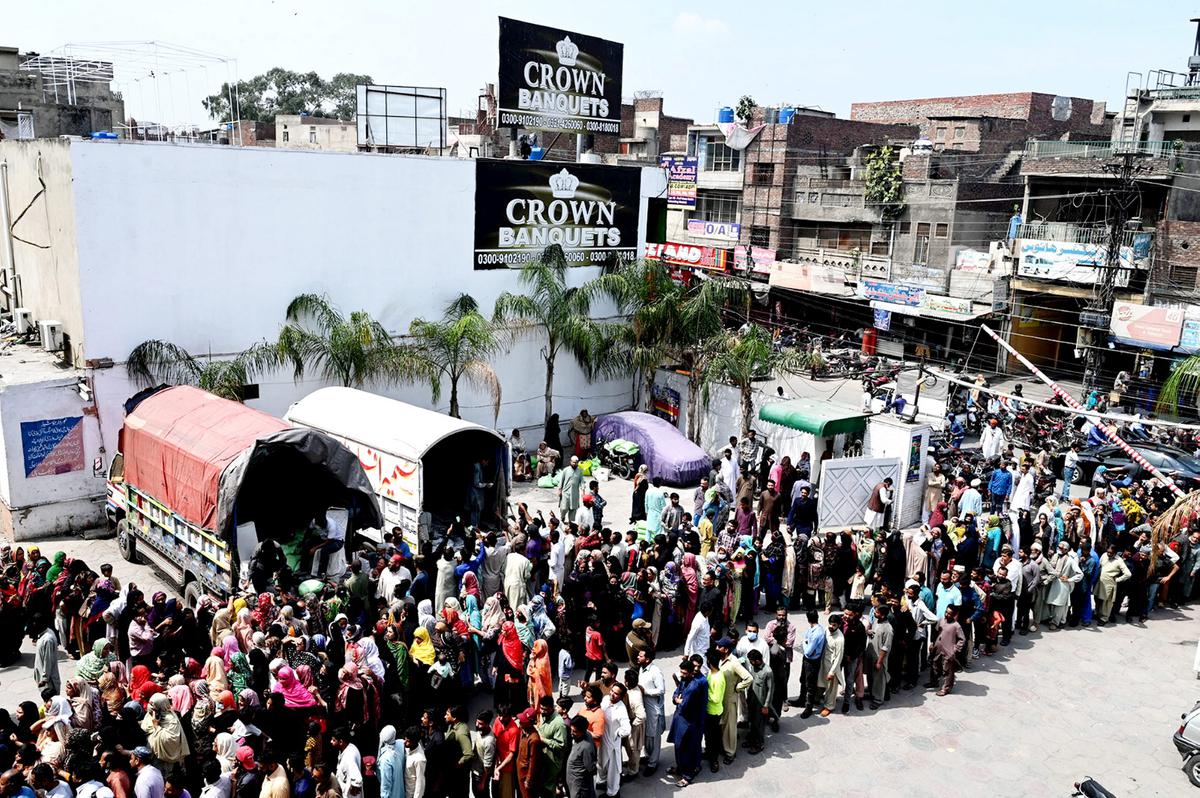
[
  {"xmin": 117, "ymin": 520, "xmax": 143, "ymax": 564},
  {"xmin": 183, "ymin": 580, "xmax": 204, "ymax": 610}
]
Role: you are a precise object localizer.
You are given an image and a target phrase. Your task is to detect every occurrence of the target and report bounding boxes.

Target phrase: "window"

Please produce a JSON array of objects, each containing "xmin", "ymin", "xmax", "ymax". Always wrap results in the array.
[
  {"xmin": 700, "ymin": 135, "xmax": 742, "ymax": 171},
  {"xmin": 934, "ymin": 222, "xmax": 949, "ymax": 238},
  {"xmin": 750, "ymin": 226, "xmax": 771, "ymax": 248},
  {"xmin": 752, "ymin": 162, "xmax": 775, "ymax": 185},
  {"xmin": 870, "ymin": 240, "xmax": 890, "ymax": 256},
  {"xmin": 695, "ymin": 190, "xmax": 742, "ymax": 224},
  {"xmin": 914, "ymin": 222, "xmax": 931, "ymax": 264},
  {"xmin": 1185, "ymin": 114, "xmax": 1193, "ymax": 123},
  {"xmin": 935, "ymin": 127, "xmax": 947, "ymax": 141},
  {"xmin": 954, "ymin": 126, "xmax": 966, "ymax": 139},
  {"xmin": 282, "ymin": 131, "xmax": 289, "ymax": 142},
  {"xmin": 309, "ymin": 129, "xmax": 318, "ymax": 144}
]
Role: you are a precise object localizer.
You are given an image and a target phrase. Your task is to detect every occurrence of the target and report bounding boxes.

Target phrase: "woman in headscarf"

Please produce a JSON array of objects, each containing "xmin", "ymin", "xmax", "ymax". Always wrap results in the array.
[
  {"xmin": 460, "ymin": 571, "xmax": 482, "ymax": 606},
  {"xmin": 630, "ymin": 465, "xmax": 649, "ymax": 523},
  {"xmin": 227, "ymin": 652, "xmax": 253, "ymax": 695},
  {"xmin": 203, "ymin": 649, "xmax": 229, "ymax": 694},
  {"xmin": 209, "ymin": 602, "xmax": 234, "ymax": 647},
  {"xmin": 65, "ymin": 677, "xmax": 98, "ymax": 731},
  {"xmin": 409, "ymin": 626, "xmax": 436, "ymax": 668},
  {"xmin": 232, "ymin": 607, "xmax": 254, "ymax": 651},
  {"xmin": 214, "ymin": 731, "xmax": 238, "ymax": 775},
  {"xmin": 34, "ymin": 697, "xmax": 72, "ymax": 767},
  {"xmin": 129, "ymin": 664, "xmax": 162, "ymax": 706},
  {"xmin": 273, "ymin": 664, "xmax": 318, "ymax": 708},
  {"xmin": 526, "ymin": 639, "xmax": 553, "ymax": 708},
  {"xmin": 334, "ymin": 662, "xmax": 368, "ymax": 726},
  {"xmin": 355, "ymin": 637, "xmax": 387, "ymax": 682},
  {"xmin": 382, "ymin": 624, "xmax": 410, "ymax": 694},
  {"xmin": 527, "ymin": 595, "xmax": 556, "ymax": 640},
  {"xmin": 416, "ymin": 600, "xmax": 436, "ymax": 636},
  {"xmin": 190, "ymin": 679, "xmax": 215, "ymax": 756},
  {"xmin": 929, "ymin": 501, "xmax": 948, "ymax": 532},
  {"xmin": 679, "ymin": 553, "xmax": 701, "ymax": 630},
  {"xmin": 13, "ymin": 700, "xmax": 39, "ymax": 745},
  {"xmin": 252, "ymin": 592, "xmax": 276, "ymax": 629},
  {"xmin": 220, "ymin": 634, "xmax": 242, "ymax": 668},
  {"xmin": 98, "ymin": 671, "xmax": 127, "ymax": 719},
  {"xmin": 494, "ymin": 620, "xmax": 527, "ymax": 711},
  {"xmin": 76, "ymin": 639, "xmax": 114, "ymax": 685},
  {"xmin": 142, "ymin": 692, "xmax": 190, "ymax": 772},
  {"xmin": 45, "ymin": 551, "xmax": 67, "ymax": 583},
  {"xmin": 166, "ymin": 675, "xmax": 194, "ymax": 715}
]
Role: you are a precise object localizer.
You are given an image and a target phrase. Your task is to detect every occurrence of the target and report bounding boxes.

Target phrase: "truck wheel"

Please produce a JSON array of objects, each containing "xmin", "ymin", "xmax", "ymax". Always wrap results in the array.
[
  {"xmin": 116, "ymin": 521, "xmax": 142, "ymax": 564},
  {"xmin": 183, "ymin": 580, "xmax": 204, "ymax": 610}
]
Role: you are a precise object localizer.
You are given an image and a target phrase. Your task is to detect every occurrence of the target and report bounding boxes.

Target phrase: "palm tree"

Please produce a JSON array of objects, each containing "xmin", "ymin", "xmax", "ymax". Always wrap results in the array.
[
  {"xmin": 1157, "ymin": 355, "xmax": 1200, "ymax": 416},
  {"xmin": 700, "ymin": 324, "xmax": 812, "ymax": 436},
  {"xmin": 274, "ymin": 293, "xmax": 431, "ymax": 389},
  {"xmin": 408, "ymin": 293, "xmax": 502, "ymax": 421},
  {"xmin": 588, "ymin": 258, "xmax": 681, "ymax": 412},
  {"xmin": 125, "ymin": 339, "xmax": 273, "ymax": 402},
  {"xmin": 672, "ymin": 274, "xmax": 749, "ymax": 442},
  {"xmin": 493, "ymin": 245, "xmax": 615, "ymax": 427}
]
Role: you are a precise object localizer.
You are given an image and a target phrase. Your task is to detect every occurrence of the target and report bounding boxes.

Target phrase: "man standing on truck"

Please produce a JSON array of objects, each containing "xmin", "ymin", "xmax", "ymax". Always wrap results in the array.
[
  {"xmin": 307, "ymin": 511, "xmax": 345, "ymax": 578},
  {"xmin": 469, "ymin": 457, "xmax": 494, "ymax": 528}
]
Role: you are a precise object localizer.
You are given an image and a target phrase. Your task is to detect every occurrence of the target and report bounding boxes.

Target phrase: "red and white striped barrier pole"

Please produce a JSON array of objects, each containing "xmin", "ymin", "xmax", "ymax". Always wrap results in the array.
[{"xmin": 980, "ymin": 324, "xmax": 1185, "ymax": 499}]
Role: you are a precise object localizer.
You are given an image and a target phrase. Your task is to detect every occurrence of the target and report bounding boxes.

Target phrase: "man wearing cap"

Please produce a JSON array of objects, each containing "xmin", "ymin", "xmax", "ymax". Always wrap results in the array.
[
  {"xmin": 129, "ymin": 748, "xmax": 164, "ymax": 798},
  {"xmin": 1045, "ymin": 540, "xmax": 1083, "ymax": 630},
  {"xmin": 1028, "ymin": 543, "xmax": 1051, "ymax": 632},
  {"xmin": 515, "ymin": 708, "xmax": 542, "ymax": 798},
  {"xmin": 819, "ymin": 613, "xmax": 845, "ymax": 718},
  {"xmin": 376, "ymin": 554, "xmax": 411, "ymax": 604},
  {"xmin": 597, "ymin": 683, "xmax": 630, "ymax": 797},
  {"xmin": 863, "ymin": 478, "xmax": 893, "ymax": 533},
  {"xmin": 927, "ymin": 604, "xmax": 966, "ymax": 696},
  {"xmin": 716, "ymin": 637, "xmax": 751, "ymax": 762},
  {"xmin": 959, "ymin": 479, "xmax": 983, "ymax": 518}
]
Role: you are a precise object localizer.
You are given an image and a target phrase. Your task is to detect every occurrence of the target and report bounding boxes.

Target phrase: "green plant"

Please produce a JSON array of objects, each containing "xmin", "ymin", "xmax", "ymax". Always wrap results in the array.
[
  {"xmin": 588, "ymin": 258, "xmax": 681, "ymax": 412},
  {"xmin": 273, "ymin": 293, "xmax": 432, "ymax": 389},
  {"xmin": 700, "ymin": 324, "xmax": 811, "ymax": 436},
  {"xmin": 735, "ymin": 95, "xmax": 756, "ymax": 125},
  {"xmin": 125, "ymin": 340, "xmax": 274, "ymax": 402},
  {"xmin": 493, "ymin": 245, "xmax": 617, "ymax": 427},
  {"xmin": 1157, "ymin": 355, "xmax": 1200, "ymax": 417},
  {"xmin": 673, "ymin": 275, "xmax": 749, "ymax": 442},
  {"xmin": 408, "ymin": 293, "xmax": 502, "ymax": 421},
  {"xmin": 864, "ymin": 145, "xmax": 905, "ymax": 220}
]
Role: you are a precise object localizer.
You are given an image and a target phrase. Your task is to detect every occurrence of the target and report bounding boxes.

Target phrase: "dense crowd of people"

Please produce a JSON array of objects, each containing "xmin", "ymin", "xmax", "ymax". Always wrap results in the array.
[{"xmin": 2, "ymin": 417, "xmax": 1199, "ymax": 798}]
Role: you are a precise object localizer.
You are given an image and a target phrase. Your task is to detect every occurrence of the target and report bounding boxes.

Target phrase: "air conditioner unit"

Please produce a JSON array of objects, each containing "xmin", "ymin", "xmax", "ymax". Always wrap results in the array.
[
  {"xmin": 38, "ymin": 320, "xmax": 63, "ymax": 352},
  {"xmin": 13, "ymin": 308, "xmax": 32, "ymax": 334}
]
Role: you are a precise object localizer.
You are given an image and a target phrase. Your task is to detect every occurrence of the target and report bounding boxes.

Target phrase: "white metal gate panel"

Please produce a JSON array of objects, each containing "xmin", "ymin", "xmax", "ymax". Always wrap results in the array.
[{"xmin": 816, "ymin": 456, "xmax": 902, "ymax": 530}]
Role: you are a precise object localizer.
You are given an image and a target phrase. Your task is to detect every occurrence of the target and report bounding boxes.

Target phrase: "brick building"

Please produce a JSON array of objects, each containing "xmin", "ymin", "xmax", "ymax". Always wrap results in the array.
[{"xmin": 0, "ymin": 46, "xmax": 125, "ymax": 139}]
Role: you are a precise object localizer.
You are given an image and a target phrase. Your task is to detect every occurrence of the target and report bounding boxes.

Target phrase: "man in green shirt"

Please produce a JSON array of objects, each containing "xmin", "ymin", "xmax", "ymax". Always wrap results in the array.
[
  {"xmin": 536, "ymin": 695, "xmax": 566, "ymax": 798},
  {"xmin": 704, "ymin": 654, "xmax": 726, "ymax": 773}
]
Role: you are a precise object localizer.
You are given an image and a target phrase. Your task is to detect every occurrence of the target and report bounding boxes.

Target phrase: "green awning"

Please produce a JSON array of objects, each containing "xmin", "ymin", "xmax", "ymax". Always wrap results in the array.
[{"xmin": 758, "ymin": 399, "xmax": 867, "ymax": 437}]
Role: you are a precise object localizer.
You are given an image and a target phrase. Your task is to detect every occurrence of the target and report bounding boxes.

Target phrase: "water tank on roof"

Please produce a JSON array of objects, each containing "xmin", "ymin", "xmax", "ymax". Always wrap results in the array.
[
  {"xmin": 717, "ymin": 106, "xmax": 734, "ymax": 123},
  {"xmin": 764, "ymin": 107, "xmax": 778, "ymax": 124},
  {"xmin": 912, "ymin": 137, "xmax": 934, "ymax": 153},
  {"xmin": 779, "ymin": 106, "xmax": 796, "ymax": 124}
]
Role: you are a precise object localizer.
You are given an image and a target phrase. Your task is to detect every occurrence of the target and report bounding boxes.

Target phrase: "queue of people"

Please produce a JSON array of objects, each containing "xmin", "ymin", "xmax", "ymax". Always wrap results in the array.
[{"xmin": 1, "ymin": 417, "xmax": 1199, "ymax": 798}]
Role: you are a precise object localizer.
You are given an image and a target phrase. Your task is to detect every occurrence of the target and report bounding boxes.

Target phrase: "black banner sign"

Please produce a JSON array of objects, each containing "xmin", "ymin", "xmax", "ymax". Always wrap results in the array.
[
  {"xmin": 497, "ymin": 17, "xmax": 624, "ymax": 135},
  {"xmin": 474, "ymin": 159, "xmax": 640, "ymax": 270}
]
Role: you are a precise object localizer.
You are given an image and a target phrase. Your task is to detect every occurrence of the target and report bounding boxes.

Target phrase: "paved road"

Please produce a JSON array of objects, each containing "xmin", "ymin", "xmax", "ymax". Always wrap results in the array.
[{"xmin": 5, "ymin": 477, "xmax": 1198, "ymax": 794}]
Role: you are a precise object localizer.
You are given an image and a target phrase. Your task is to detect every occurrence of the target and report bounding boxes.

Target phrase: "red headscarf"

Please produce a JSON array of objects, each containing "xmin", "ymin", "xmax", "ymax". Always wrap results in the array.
[
  {"xmin": 499, "ymin": 621, "xmax": 524, "ymax": 670},
  {"xmin": 442, "ymin": 608, "xmax": 470, "ymax": 637},
  {"xmin": 129, "ymin": 665, "xmax": 161, "ymax": 705},
  {"xmin": 272, "ymin": 665, "xmax": 317, "ymax": 708},
  {"xmin": 461, "ymin": 571, "xmax": 481, "ymax": 602}
]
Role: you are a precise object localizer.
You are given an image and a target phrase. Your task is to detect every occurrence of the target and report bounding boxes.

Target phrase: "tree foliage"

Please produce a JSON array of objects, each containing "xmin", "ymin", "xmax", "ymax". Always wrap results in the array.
[
  {"xmin": 409, "ymin": 293, "xmax": 502, "ymax": 421},
  {"xmin": 273, "ymin": 293, "xmax": 431, "ymax": 389},
  {"xmin": 126, "ymin": 339, "xmax": 274, "ymax": 402},
  {"xmin": 493, "ymin": 245, "xmax": 616, "ymax": 427},
  {"xmin": 864, "ymin": 145, "xmax": 905, "ymax": 220},
  {"xmin": 202, "ymin": 68, "xmax": 373, "ymax": 121},
  {"xmin": 735, "ymin": 95, "xmax": 756, "ymax": 125},
  {"xmin": 700, "ymin": 324, "xmax": 812, "ymax": 436}
]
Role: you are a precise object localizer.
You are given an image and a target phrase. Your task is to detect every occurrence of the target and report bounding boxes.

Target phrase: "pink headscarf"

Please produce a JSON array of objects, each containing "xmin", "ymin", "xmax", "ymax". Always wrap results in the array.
[
  {"xmin": 273, "ymin": 665, "xmax": 317, "ymax": 708},
  {"xmin": 221, "ymin": 635, "xmax": 241, "ymax": 668},
  {"xmin": 168, "ymin": 682, "xmax": 195, "ymax": 714}
]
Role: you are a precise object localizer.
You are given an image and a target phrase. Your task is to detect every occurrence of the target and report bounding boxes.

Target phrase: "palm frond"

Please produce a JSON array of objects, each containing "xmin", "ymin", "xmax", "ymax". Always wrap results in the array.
[
  {"xmin": 284, "ymin": 293, "xmax": 342, "ymax": 336},
  {"xmin": 461, "ymin": 358, "xmax": 503, "ymax": 424},
  {"xmin": 1157, "ymin": 354, "xmax": 1200, "ymax": 415},
  {"xmin": 126, "ymin": 340, "xmax": 203, "ymax": 388}
]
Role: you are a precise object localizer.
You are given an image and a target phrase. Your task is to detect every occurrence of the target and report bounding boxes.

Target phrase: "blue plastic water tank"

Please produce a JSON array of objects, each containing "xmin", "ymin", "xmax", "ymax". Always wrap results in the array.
[
  {"xmin": 779, "ymin": 106, "xmax": 796, "ymax": 124},
  {"xmin": 89, "ymin": 131, "xmax": 118, "ymax": 140},
  {"xmin": 717, "ymin": 106, "xmax": 734, "ymax": 123},
  {"xmin": 529, "ymin": 146, "xmax": 546, "ymax": 161}
]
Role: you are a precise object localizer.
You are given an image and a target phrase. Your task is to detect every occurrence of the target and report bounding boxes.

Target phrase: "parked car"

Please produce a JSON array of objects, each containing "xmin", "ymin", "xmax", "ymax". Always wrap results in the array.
[
  {"xmin": 1069, "ymin": 442, "xmax": 1200, "ymax": 490},
  {"xmin": 1174, "ymin": 698, "xmax": 1200, "ymax": 787}
]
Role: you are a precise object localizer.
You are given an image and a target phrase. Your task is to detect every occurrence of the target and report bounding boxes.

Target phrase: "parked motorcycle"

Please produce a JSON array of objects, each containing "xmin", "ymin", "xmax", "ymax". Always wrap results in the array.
[{"xmin": 1072, "ymin": 779, "xmax": 1115, "ymax": 797}]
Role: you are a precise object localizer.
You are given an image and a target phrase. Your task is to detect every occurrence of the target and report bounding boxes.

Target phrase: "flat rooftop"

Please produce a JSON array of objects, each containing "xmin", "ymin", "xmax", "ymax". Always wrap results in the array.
[{"xmin": 0, "ymin": 342, "xmax": 78, "ymax": 388}]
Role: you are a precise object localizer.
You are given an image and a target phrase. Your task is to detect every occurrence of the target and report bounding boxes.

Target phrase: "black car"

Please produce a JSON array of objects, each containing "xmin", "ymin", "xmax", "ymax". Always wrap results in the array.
[{"xmin": 1071, "ymin": 442, "xmax": 1200, "ymax": 489}]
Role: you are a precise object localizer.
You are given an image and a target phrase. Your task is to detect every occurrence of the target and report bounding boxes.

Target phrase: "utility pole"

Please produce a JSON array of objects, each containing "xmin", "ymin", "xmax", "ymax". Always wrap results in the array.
[{"xmin": 1080, "ymin": 150, "xmax": 1142, "ymax": 396}]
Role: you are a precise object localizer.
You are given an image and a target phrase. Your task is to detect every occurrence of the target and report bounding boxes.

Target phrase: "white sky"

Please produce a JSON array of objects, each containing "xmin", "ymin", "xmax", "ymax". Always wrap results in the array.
[{"xmin": 8, "ymin": 0, "xmax": 1200, "ymax": 128}]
